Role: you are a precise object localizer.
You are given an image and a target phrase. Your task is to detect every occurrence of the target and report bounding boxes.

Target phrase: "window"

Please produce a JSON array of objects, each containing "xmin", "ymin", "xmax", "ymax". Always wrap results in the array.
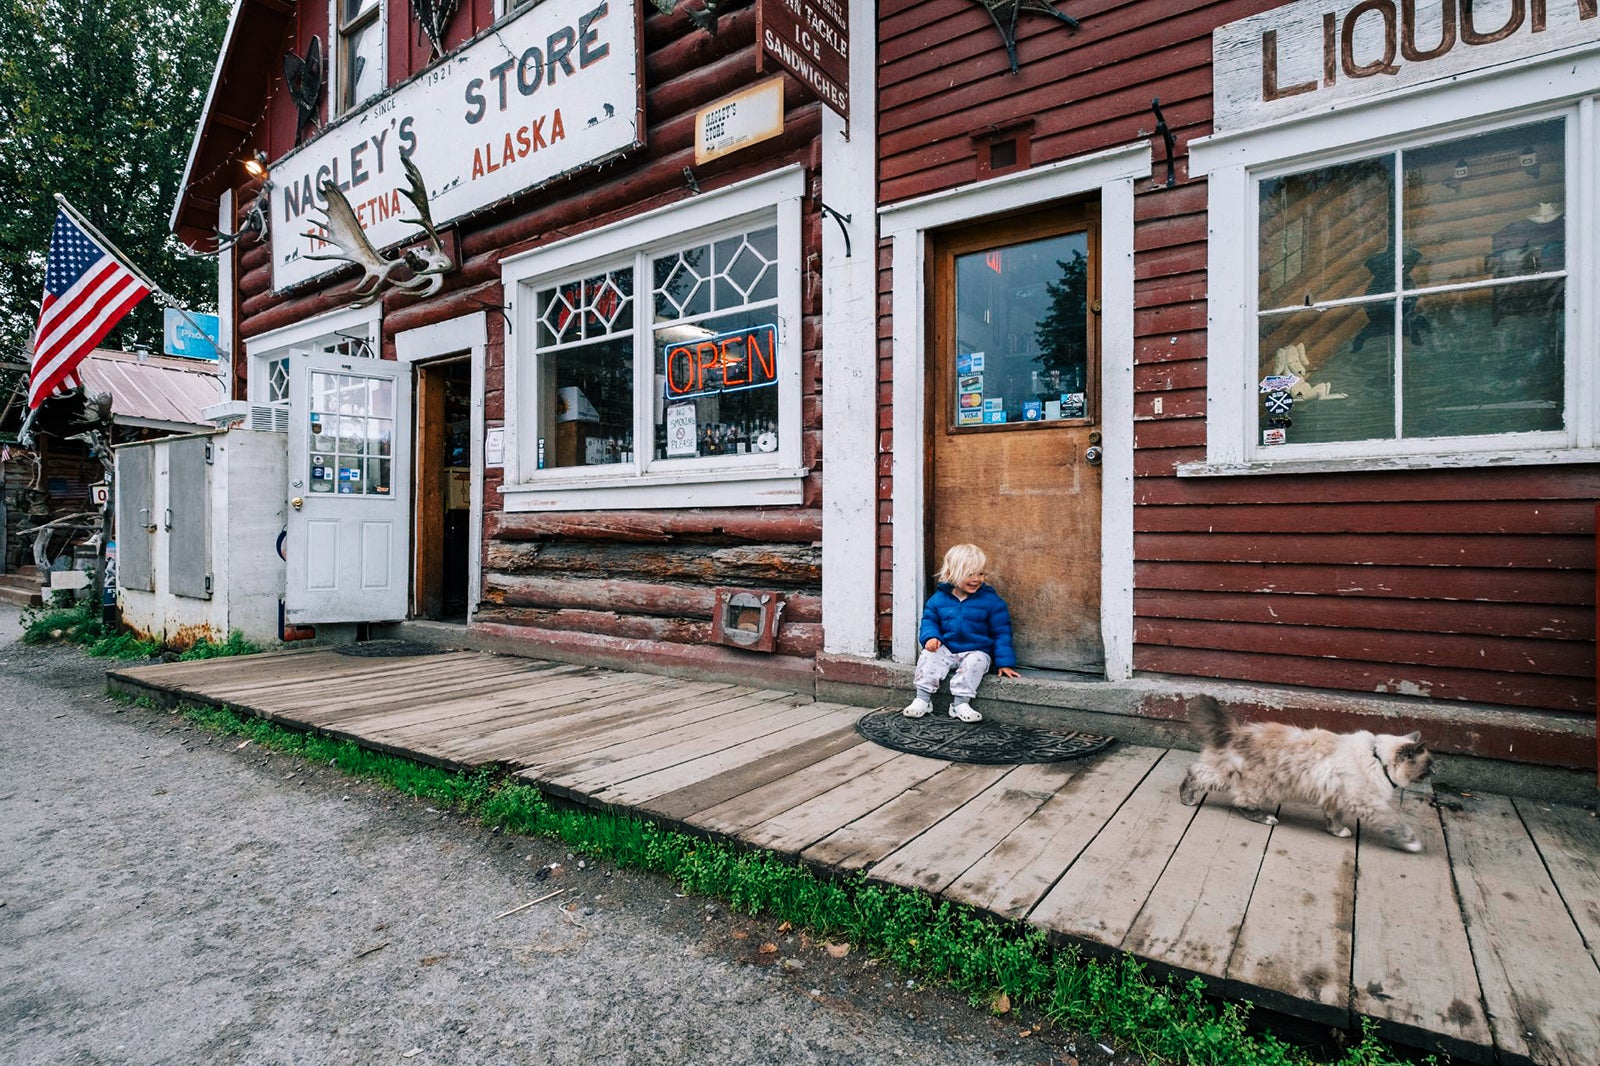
[
  {"xmin": 335, "ymin": 0, "xmax": 384, "ymax": 114},
  {"xmin": 501, "ymin": 167, "xmax": 805, "ymax": 510},
  {"xmin": 249, "ymin": 314, "xmax": 378, "ymax": 407},
  {"xmin": 306, "ymin": 370, "xmax": 395, "ymax": 496},
  {"xmin": 1191, "ymin": 66, "xmax": 1600, "ymax": 472},
  {"xmin": 1256, "ymin": 118, "xmax": 1566, "ymax": 448}
]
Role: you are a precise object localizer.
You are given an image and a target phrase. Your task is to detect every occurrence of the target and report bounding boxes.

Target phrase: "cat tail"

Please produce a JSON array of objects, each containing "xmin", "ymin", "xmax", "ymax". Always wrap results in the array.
[{"xmin": 1188, "ymin": 694, "xmax": 1232, "ymax": 749}]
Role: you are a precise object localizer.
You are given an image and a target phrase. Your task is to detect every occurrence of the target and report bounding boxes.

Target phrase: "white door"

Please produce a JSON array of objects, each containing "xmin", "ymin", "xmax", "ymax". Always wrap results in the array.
[{"xmin": 286, "ymin": 352, "xmax": 411, "ymax": 623}]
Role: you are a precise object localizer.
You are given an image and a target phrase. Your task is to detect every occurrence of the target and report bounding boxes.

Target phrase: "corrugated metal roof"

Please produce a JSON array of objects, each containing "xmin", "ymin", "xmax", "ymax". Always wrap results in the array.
[{"xmin": 77, "ymin": 348, "xmax": 226, "ymax": 430}]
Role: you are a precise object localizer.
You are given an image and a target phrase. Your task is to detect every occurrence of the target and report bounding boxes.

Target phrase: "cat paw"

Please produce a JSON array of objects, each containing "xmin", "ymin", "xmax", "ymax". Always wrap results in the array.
[
  {"xmin": 1327, "ymin": 825, "xmax": 1353, "ymax": 838},
  {"xmin": 1401, "ymin": 838, "xmax": 1423, "ymax": 853},
  {"xmin": 1238, "ymin": 807, "xmax": 1278, "ymax": 826}
]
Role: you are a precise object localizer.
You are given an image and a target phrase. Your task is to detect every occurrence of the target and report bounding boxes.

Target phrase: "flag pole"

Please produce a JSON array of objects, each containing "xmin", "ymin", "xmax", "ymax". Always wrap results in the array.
[{"xmin": 52, "ymin": 194, "xmax": 225, "ymax": 357}]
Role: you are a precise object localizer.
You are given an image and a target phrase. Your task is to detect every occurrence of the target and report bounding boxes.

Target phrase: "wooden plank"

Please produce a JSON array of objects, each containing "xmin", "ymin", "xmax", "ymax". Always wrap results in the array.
[
  {"xmin": 738, "ymin": 752, "xmax": 951, "ymax": 857},
  {"xmin": 517, "ymin": 690, "xmax": 799, "ymax": 772},
  {"xmin": 392, "ymin": 676, "xmax": 688, "ymax": 750},
  {"xmin": 945, "ymin": 744, "xmax": 1166, "ymax": 920},
  {"xmin": 1351, "ymin": 789, "xmax": 1493, "ymax": 1063},
  {"xmin": 294, "ymin": 663, "xmax": 595, "ymax": 731},
  {"xmin": 636, "ymin": 729, "xmax": 867, "ymax": 825},
  {"xmin": 1514, "ymin": 797, "xmax": 1600, "ymax": 973},
  {"xmin": 437, "ymin": 682, "xmax": 748, "ymax": 765},
  {"xmin": 802, "ymin": 762, "xmax": 1011, "ymax": 875},
  {"xmin": 262, "ymin": 661, "xmax": 596, "ymax": 720},
  {"xmin": 597, "ymin": 712, "xmax": 863, "ymax": 809},
  {"xmin": 687, "ymin": 741, "xmax": 908, "ymax": 839},
  {"xmin": 1226, "ymin": 805, "xmax": 1357, "ymax": 1027},
  {"xmin": 1121, "ymin": 799, "xmax": 1273, "ymax": 984},
  {"xmin": 1445, "ymin": 792, "xmax": 1600, "ymax": 1066},
  {"xmin": 342, "ymin": 669, "xmax": 651, "ymax": 739},
  {"xmin": 1027, "ymin": 752, "xmax": 1199, "ymax": 949},
  {"xmin": 867, "ymin": 761, "xmax": 1082, "ymax": 896},
  {"xmin": 533, "ymin": 699, "xmax": 833, "ymax": 797}
]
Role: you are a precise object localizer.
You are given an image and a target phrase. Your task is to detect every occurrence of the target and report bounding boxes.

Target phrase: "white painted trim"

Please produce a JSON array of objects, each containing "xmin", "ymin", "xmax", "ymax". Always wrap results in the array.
[
  {"xmin": 819, "ymin": 0, "xmax": 880, "ymax": 658},
  {"xmin": 171, "ymin": 0, "xmax": 244, "ymax": 233},
  {"xmin": 883, "ymin": 142, "xmax": 1149, "ymax": 679},
  {"xmin": 1195, "ymin": 68, "xmax": 1600, "ymax": 471},
  {"xmin": 217, "ymin": 188, "xmax": 236, "ymax": 367},
  {"xmin": 500, "ymin": 167, "xmax": 807, "ymax": 509},
  {"xmin": 393, "ymin": 311, "xmax": 488, "ymax": 620},
  {"xmin": 243, "ymin": 304, "xmax": 381, "ymax": 356}
]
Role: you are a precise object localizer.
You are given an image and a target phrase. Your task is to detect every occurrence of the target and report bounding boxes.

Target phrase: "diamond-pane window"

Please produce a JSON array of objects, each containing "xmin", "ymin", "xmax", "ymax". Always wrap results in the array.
[{"xmin": 268, "ymin": 357, "xmax": 290, "ymax": 403}]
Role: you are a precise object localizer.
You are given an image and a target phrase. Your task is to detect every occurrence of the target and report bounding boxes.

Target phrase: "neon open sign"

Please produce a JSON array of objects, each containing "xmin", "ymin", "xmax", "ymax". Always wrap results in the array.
[{"xmin": 662, "ymin": 324, "xmax": 778, "ymax": 399}]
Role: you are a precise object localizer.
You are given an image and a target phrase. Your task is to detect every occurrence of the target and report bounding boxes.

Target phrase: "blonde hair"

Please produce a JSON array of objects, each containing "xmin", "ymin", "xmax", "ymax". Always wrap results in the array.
[{"xmin": 936, "ymin": 543, "xmax": 988, "ymax": 586}]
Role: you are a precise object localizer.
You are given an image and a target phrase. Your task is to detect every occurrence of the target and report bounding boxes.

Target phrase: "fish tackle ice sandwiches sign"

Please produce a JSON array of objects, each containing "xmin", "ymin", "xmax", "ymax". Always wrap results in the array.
[
  {"xmin": 270, "ymin": 0, "xmax": 642, "ymax": 291},
  {"xmin": 1214, "ymin": 0, "xmax": 1600, "ymax": 133}
]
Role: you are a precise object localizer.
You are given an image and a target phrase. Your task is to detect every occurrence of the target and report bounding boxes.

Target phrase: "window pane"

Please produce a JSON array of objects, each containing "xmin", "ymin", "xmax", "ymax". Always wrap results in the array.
[
  {"xmin": 542, "ymin": 337, "xmax": 634, "ymax": 468},
  {"xmin": 653, "ymin": 310, "xmax": 779, "ymax": 459},
  {"xmin": 1401, "ymin": 282, "xmax": 1564, "ymax": 438},
  {"xmin": 1259, "ymin": 156, "xmax": 1394, "ymax": 309},
  {"xmin": 952, "ymin": 231, "xmax": 1089, "ymax": 427},
  {"xmin": 654, "ymin": 245, "xmax": 712, "ymax": 319},
  {"xmin": 1403, "ymin": 119, "xmax": 1566, "ymax": 288},
  {"xmin": 713, "ymin": 228, "xmax": 777, "ymax": 308},
  {"xmin": 1257, "ymin": 306, "xmax": 1394, "ymax": 445},
  {"xmin": 342, "ymin": 19, "xmax": 381, "ymax": 109}
]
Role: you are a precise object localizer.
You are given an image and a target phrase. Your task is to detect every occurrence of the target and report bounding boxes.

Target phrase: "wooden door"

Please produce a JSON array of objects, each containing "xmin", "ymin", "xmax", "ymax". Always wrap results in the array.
[
  {"xmin": 413, "ymin": 356, "xmax": 471, "ymax": 620},
  {"xmin": 929, "ymin": 203, "xmax": 1103, "ymax": 673}
]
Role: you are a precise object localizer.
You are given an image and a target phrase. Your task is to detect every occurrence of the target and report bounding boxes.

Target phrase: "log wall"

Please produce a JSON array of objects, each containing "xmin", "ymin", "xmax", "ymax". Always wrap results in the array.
[
  {"xmin": 878, "ymin": 0, "xmax": 1598, "ymax": 723},
  {"xmin": 228, "ymin": 0, "xmax": 827, "ymax": 681}
]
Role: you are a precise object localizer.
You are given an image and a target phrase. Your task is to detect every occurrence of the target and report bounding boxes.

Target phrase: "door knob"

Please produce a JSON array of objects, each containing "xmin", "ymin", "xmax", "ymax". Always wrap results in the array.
[
  {"xmin": 1085, "ymin": 446, "xmax": 1103, "ymax": 466},
  {"xmin": 291, "ymin": 497, "xmax": 303, "ymax": 510}
]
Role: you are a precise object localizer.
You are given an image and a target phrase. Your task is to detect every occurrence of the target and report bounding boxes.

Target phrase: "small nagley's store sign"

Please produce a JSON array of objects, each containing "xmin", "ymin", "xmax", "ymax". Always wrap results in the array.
[
  {"xmin": 1214, "ymin": 0, "xmax": 1600, "ymax": 132},
  {"xmin": 270, "ymin": 0, "xmax": 642, "ymax": 290}
]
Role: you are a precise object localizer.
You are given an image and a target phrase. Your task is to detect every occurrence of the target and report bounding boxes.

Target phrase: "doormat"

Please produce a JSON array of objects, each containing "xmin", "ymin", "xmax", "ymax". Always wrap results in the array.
[
  {"xmin": 334, "ymin": 640, "xmax": 444, "ymax": 658},
  {"xmin": 854, "ymin": 710, "xmax": 1114, "ymax": 765}
]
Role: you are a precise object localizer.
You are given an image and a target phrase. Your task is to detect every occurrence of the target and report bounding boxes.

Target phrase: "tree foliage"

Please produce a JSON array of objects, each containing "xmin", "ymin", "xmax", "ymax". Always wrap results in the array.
[{"xmin": 0, "ymin": 0, "xmax": 230, "ymax": 410}]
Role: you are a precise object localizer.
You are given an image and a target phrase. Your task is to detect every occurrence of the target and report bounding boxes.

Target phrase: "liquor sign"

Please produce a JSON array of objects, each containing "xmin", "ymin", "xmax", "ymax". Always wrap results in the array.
[
  {"xmin": 662, "ymin": 324, "xmax": 779, "ymax": 400},
  {"xmin": 270, "ymin": 0, "xmax": 642, "ymax": 291},
  {"xmin": 1214, "ymin": 0, "xmax": 1600, "ymax": 133},
  {"xmin": 758, "ymin": 0, "xmax": 849, "ymax": 119}
]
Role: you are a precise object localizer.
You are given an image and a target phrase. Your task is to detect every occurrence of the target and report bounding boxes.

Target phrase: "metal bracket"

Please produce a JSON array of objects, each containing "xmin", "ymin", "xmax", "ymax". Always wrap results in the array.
[
  {"xmin": 1151, "ymin": 98, "xmax": 1177, "ymax": 188},
  {"xmin": 467, "ymin": 297, "xmax": 513, "ymax": 334},
  {"xmin": 819, "ymin": 202, "xmax": 853, "ymax": 258}
]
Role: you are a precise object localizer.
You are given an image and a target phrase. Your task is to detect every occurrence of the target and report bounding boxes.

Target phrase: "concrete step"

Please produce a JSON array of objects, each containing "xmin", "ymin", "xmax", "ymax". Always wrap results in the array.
[{"xmin": 0, "ymin": 568, "xmax": 45, "ymax": 608}]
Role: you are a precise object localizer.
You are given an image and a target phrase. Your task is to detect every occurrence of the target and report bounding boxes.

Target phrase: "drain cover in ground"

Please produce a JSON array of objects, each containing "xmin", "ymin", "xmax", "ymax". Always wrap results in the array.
[
  {"xmin": 855, "ymin": 710, "xmax": 1113, "ymax": 765},
  {"xmin": 333, "ymin": 640, "xmax": 444, "ymax": 658}
]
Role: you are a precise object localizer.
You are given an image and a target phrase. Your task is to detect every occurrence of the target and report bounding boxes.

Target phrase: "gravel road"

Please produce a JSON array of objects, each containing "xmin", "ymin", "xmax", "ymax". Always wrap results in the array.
[{"xmin": 0, "ymin": 604, "xmax": 1125, "ymax": 1065}]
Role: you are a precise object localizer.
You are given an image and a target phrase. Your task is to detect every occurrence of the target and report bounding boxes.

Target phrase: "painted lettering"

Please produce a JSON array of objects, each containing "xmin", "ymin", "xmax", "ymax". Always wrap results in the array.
[
  {"xmin": 1460, "ymin": 0, "xmax": 1524, "ymax": 44},
  {"xmin": 489, "ymin": 57, "xmax": 517, "ymax": 111},
  {"xmin": 578, "ymin": 3, "xmax": 610, "ymax": 66},
  {"xmin": 465, "ymin": 80, "xmax": 487, "ymax": 124},
  {"xmin": 398, "ymin": 116, "xmax": 417, "ymax": 161},
  {"xmin": 1401, "ymin": 0, "xmax": 1455, "ymax": 60},
  {"xmin": 547, "ymin": 26, "xmax": 577, "ymax": 82},
  {"xmin": 518, "ymin": 46, "xmax": 545, "ymax": 95},
  {"xmin": 1343, "ymin": 0, "xmax": 1401, "ymax": 78},
  {"xmin": 349, "ymin": 141, "xmax": 370, "ymax": 186},
  {"xmin": 1263, "ymin": 29, "xmax": 1319, "ymax": 98}
]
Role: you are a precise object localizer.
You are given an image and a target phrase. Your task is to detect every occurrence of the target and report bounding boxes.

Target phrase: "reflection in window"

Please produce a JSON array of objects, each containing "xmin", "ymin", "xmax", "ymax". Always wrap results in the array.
[
  {"xmin": 953, "ymin": 231, "xmax": 1090, "ymax": 427},
  {"xmin": 533, "ymin": 270, "xmax": 636, "ymax": 469},
  {"xmin": 1257, "ymin": 119, "xmax": 1565, "ymax": 447},
  {"xmin": 336, "ymin": 0, "xmax": 384, "ymax": 113},
  {"xmin": 307, "ymin": 371, "xmax": 394, "ymax": 496}
]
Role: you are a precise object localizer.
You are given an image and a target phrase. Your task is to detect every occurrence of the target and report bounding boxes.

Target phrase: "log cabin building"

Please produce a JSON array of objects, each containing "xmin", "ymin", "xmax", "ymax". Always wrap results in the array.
[
  {"xmin": 173, "ymin": 0, "xmax": 871, "ymax": 689},
  {"xmin": 818, "ymin": 0, "xmax": 1598, "ymax": 785},
  {"xmin": 173, "ymin": 0, "xmax": 1597, "ymax": 786}
]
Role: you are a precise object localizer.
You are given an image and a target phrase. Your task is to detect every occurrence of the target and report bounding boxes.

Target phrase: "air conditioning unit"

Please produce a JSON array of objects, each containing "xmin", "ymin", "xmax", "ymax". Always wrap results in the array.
[{"xmin": 201, "ymin": 401, "xmax": 290, "ymax": 433}]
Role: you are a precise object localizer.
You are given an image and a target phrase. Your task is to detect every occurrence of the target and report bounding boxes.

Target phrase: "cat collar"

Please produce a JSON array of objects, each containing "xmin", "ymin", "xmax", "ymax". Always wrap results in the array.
[{"xmin": 1374, "ymin": 746, "xmax": 1400, "ymax": 790}]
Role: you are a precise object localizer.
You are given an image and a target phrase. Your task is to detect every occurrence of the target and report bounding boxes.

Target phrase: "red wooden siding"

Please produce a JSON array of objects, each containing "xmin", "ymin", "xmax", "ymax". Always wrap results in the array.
[
  {"xmin": 224, "ymin": 2, "xmax": 826, "ymax": 679},
  {"xmin": 877, "ymin": 0, "xmax": 1600, "ymax": 726}
]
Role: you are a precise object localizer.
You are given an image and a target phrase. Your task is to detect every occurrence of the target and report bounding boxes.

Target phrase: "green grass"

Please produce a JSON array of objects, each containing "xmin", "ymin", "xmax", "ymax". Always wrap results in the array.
[
  {"xmin": 21, "ymin": 603, "xmax": 262, "ymax": 661},
  {"xmin": 136, "ymin": 695, "xmax": 1431, "ymax": 1066}
]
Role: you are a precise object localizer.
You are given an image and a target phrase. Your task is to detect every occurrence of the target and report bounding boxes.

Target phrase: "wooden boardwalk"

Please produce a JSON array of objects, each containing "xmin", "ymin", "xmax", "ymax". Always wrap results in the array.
[{"xmin": 109, "ymin": 649, "xmax": 1600, "ymax": 1066}]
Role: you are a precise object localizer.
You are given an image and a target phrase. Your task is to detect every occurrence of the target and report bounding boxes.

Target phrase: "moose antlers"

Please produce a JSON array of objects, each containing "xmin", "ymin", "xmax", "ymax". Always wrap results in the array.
[{"xmin": 302, "ymin": 157, "xmax": 454, "ymax": 306}]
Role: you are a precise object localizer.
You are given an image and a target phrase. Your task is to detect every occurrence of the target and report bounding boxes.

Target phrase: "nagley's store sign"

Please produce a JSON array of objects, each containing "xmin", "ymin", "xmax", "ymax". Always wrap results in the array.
[
  {"xmin": 1215, "ymin": 0, "xmax": 1600, "ymax": 131},
  {"xmin": 270, "ymin": 0, "xmax": 641, "ymax": 291}
]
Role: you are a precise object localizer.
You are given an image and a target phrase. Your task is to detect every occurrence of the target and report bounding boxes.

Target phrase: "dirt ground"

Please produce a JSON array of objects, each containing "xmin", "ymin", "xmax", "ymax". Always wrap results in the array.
[{"xmin": 0, "ymin": 604, "xmax": 1138, "ymax": 1066}]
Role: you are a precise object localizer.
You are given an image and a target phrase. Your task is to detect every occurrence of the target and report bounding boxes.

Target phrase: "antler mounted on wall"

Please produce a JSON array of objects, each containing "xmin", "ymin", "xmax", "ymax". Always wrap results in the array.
[
  {"xmin": 302, "ymin": 158, "xmax": 455, "ymax": 307},
  {"xmin": 411, "ymin": 0, "xmax": 460, "ymax": 58},
  {"xmin": 971, "ymin": 0, "xmax": 1079, "ymax": 74}
]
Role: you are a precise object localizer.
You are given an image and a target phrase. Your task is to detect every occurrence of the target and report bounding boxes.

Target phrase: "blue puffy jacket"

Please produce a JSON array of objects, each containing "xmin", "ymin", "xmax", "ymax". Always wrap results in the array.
[{"xmin": 917, "ymin": 584, "xmax": 1016, "ymax": 669}]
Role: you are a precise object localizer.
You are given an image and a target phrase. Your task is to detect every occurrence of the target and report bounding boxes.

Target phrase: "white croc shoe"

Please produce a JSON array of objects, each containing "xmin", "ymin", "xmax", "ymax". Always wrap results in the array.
[
  {"xmin": 901, "ymin": 696, "xmax": 933, "ymax": 718},
  {"xmin": 948, "ymin": 702, "xmax": 982, "ymax": 723}
]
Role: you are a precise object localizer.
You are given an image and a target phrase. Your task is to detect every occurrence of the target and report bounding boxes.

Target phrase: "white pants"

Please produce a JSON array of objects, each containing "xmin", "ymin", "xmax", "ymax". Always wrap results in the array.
[{"xmin": 912, "ymin": 646, "xmax": 991, "ymax": 701}]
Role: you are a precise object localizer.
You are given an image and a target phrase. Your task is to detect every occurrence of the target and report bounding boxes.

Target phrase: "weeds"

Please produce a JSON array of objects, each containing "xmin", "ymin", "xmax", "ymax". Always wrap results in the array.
[
  {"xmin": 20, "ymin": 602, "xmax": 261, "ymax": 661},
  {"xmin": 141, "ymin": 696, "xmax": 1429, "ymax": 1066}
]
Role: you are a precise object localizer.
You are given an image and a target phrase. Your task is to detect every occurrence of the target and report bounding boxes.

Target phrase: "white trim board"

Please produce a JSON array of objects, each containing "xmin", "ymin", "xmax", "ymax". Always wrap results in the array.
[{"xmin": 880, "ymin": 142, "xmax": 1150, "ymax": 682}]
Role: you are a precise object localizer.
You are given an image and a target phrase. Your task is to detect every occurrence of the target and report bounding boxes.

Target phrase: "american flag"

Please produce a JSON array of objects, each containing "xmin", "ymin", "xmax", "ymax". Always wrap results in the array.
[{"xmin": 29, "ymin": 208, "xmax": 150, "ymax": 409}]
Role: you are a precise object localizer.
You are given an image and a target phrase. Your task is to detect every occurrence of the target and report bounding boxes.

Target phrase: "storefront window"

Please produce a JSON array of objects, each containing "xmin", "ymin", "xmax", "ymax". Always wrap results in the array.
[
  {"xmin": 1256, "ymin": 118, "xmax": 1566, "ymax": 448},
  {"xmin": 533, "ymin": 270, "xmax": 635, "ymax": 468},
  {"xmin": 951, "ymin": 231, "xmax": 1090, "ymax": 427},
  {"xmin": 307, "ymin": 370, "xmax": 394, "ymax": 496}
]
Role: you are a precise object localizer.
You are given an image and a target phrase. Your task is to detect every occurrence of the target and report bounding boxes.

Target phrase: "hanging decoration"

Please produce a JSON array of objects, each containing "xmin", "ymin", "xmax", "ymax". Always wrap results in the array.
[
  {"xmin": 969, "ymin": 0, "xmax": 1078, "ymax": 74},
  {"xmin": 213, "ymin": 183, "xmax": 272, "ymax": 253},
  {"xmin": 410, "ymin": 0, "xmax": 460, "ymax": 58},
  {"xmin": 303, "ymin": 157, "xmax": 455, "ymax": 307},
  {"xmin": 284, "ymin": 36, "xmax": 324, "ymax": 144}
]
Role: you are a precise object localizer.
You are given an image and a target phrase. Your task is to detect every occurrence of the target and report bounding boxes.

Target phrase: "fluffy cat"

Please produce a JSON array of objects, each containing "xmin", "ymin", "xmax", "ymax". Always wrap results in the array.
[{"xmin": 1177, "ymin": 696, "xmax": 1434, "ymax": 852}]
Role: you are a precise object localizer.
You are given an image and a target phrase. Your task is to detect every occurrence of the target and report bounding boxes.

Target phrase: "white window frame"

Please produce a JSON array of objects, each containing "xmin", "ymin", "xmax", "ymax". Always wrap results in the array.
[
  {"xmin": 500, "ymin": 166, "xmax": 807, "ymax": 511},
  {"xmin": 244, "ymin": 305, "xmax": 382, "ymax": 406},
  {"xmin": 1188, "ymin": 49, "xmax": 1600, "ymax": 476},
  {"xmin": 331, "ymin": 0, "xmax": 386, "ymax": 116}
]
